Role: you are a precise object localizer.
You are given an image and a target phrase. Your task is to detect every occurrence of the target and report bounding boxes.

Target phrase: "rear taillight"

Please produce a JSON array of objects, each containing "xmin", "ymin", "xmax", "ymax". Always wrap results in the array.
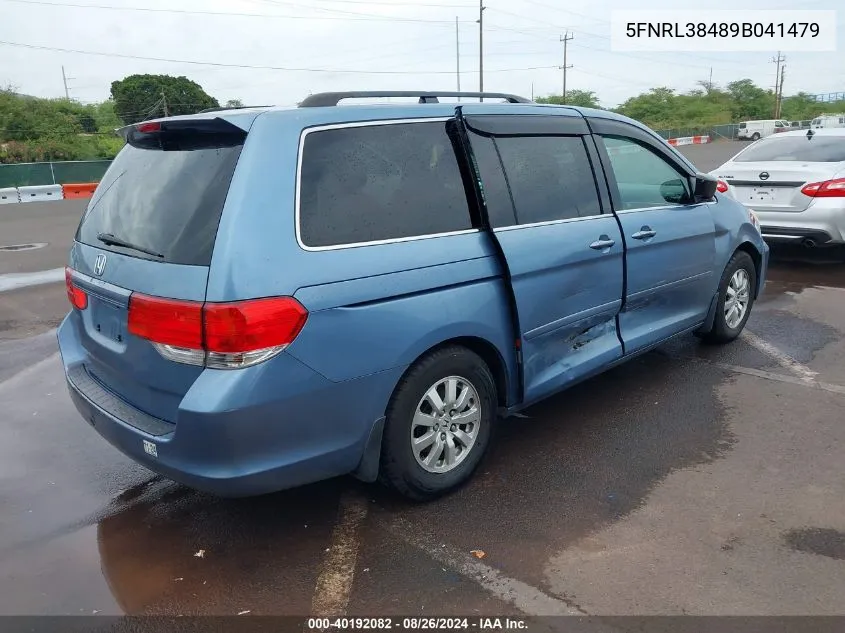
[
  {"xmin": 127, "ymin": 293, "xmax": 308, "ymax": 369},
  {"xmin": 800, "ymin": 177, "xmax": 845, "ymax": 198},
  {"xmin": 128, "ymin": 294, "xmax": 203, "ymax": 349},
  {"xmin": 65, "ymin": 267, "xmax": 88, "ymax": 310},
  {"xmin": 716, "ymin": 180, "xmax": 729, "ymax": 193}
]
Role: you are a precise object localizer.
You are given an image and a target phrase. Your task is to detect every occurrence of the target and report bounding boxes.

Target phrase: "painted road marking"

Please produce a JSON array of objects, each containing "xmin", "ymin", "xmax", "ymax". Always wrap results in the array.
[
  {"xmin": 742, "ymin": 330, "xmax": 818, "ymax": 383},
  {"xmin": 710, "ymin": 360, "xmax": 845, "ymax": 396},
  {"xmin": 311, "ymin": 491, "xmax": 369, "ymax": 616},
  {"xmin": 390, "ymin": 518, "xmax": 583, "ymax": 616},
  {"xmin": 0, "ymin": 268, "xmax": 65, "ymax": 293}
]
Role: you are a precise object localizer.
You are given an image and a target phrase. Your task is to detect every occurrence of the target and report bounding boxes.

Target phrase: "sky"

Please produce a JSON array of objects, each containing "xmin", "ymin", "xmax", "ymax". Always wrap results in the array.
[{"xmin": 0, "ymin": 0, "xmax": 843, "ymax": 109}]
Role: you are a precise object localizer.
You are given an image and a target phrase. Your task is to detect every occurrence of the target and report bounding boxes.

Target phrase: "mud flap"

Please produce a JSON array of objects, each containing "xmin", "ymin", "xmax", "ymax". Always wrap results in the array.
[
  {"xmin": 353, "ymin": 416, "xmax": 385, "ymax": 482},
  {"xmin": 696, "ymin": 291, "xmax": 720, "ymax": 335}
]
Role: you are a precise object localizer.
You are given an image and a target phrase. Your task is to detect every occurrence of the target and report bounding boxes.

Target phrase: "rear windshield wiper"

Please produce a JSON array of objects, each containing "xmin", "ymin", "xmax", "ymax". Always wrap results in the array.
[{"xmin": 96, "ymin": 233, "xmax": 164, "ymax": 259}]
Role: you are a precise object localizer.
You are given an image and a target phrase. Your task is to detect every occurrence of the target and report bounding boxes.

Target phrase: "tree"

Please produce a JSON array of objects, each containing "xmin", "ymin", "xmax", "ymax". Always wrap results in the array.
[
  {"xmin": 225, "ymin": 98, "xmax": 245, "ymax": 108},
  {"xmin": 536, "ymin": 90, "xmax": 601, "ymax": 108},
  {"xmin": 780, "ymin": 92, "xmax": 845, "ymax": 121},
  {"xmin": 725, "ymin": 79, "xmax": 774, "ymax": 120},
  {"xmin": 615, "ymin": 87, "xmax": 678, "ymax": 128},
  {"xmin": 110, "ymin": 74, "xmax": 219, "ymax": 124},
  {"xmin": 77, "ymin": 111, "xmax": 97, "ymax": 133}
]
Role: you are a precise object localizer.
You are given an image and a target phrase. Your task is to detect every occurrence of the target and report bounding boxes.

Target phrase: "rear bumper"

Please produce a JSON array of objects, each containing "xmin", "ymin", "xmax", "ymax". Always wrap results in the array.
[
  {"xmin": 58, "ymin": 315, "xmax": 402, "ymax": 497},
  {"xmin": 753, "ymin": 200, "xmax": 845, "ymax": 245}
]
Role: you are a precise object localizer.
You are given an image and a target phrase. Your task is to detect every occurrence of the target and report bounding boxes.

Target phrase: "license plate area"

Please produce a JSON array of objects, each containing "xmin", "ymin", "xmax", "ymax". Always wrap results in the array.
[
  {"xmin": 740, "ymin": 186, "xmax": 779, "ymax": 203},
  {"xmin": 91, "ymin": 298, "xmax": 127, "ymax": 344}
]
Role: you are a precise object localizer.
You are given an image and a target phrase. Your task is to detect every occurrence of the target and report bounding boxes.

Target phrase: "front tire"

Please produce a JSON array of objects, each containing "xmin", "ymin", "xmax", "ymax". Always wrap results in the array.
[
  {"xmin": 380, "ymin": 346, "xmax": 497, "ymax": 501},
  {"xmin": 751, "ymin": 132, "xmax": 761, "ymax": 141},
  {"xmin": 702, "ymin": 251, "xmax": 756, "ymax": 344}
]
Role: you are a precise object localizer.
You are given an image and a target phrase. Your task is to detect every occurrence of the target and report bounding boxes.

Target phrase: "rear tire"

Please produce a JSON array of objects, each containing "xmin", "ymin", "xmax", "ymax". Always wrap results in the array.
[
  {"xmin": 380, "ymin": 346, "xmax": 497, "ymax": 501},
  {"xmin": 701, "ymin": 251, "xmax": 756, "ymax": 344}
]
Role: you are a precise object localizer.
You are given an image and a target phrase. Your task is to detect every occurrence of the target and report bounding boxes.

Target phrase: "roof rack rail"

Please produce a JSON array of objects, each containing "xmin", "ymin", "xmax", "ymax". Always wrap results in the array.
[
  {"xmin": 298, "ymin": 91, "xmax": 532, "ymax": 108},
  {"xmin": 197, "ymin": 105, "xmax": 270, "ymax": 113}
]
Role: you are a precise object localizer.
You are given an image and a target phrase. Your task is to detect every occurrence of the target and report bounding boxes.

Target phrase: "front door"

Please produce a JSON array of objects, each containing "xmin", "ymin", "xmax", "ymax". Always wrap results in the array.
[
  {"xmin": 593, "ymin": 127, "xmax": 716, "ymax": 354},
  {"xmin": 462, "ymin": 111, "xmax": 624, "ymax": 405}
]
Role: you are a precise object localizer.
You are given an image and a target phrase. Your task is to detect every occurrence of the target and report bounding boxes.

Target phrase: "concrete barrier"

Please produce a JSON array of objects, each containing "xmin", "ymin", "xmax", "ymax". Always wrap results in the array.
[
  {"xmin": 17, "ymin": 184, "xmax": 63, "ymax": 203},
  {"xmin": 667, "ymin": 135, "xmax": 711, "ymax": 147},
  {"xmin": 62, "ymin": 182, "xmax": 98, "ymax": 199},
  {"xmin": 0, "ymin": 187, "xmax": 19, "ymax": 204}
]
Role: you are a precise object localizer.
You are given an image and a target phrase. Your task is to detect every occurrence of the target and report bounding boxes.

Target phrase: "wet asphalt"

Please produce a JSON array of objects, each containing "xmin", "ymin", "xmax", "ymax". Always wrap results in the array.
[{"xmin": 0, "ymin": 142, "xmax": 843, "ymax": 617}]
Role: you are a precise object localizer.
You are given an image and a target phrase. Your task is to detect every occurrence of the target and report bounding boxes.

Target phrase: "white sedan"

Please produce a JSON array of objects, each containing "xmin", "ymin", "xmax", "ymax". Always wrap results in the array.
[{"xmin": 711, "ymin": 128, "xmax": 845, "ymax": 247}]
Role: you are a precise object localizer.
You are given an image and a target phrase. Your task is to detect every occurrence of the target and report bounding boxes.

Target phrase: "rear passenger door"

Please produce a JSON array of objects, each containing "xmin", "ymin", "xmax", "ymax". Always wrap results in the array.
[
  {"xmin": 463, "ymin": 113, "xmax": 624, "ymax": 405},
  {"xmin": 590, "ymin": 118, "xmax": 716, "ymax": 354}
]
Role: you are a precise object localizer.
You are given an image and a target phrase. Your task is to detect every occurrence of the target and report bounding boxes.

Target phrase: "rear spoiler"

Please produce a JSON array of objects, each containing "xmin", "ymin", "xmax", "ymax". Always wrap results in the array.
[{"xmin": 117, "ymin": 117, "xmax": 250, "ymax": 150}]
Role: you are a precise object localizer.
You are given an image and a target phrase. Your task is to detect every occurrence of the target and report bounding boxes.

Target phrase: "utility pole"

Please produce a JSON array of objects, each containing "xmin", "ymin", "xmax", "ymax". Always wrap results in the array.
[
  {"xmin": 708, "ymin": 67, "xmax": 713, "ymax": 92},
  {"xmin": 477, "ymin": 0, "xmax": 485, "ymax": 100},
  {"xmin": 455, "ymin": 16, "xmax": 461, "ymax": 99},
  {"xmin": 61, "ymin": 65, "xmax": 74, "ymax": 100},
  {"xmin": 771, "ymin": 51, "xmax": 785, "ymax": 117},
  {"xmin": 161, "ymin": 91, "xmax": 169, "ymax": 117},
  {"xmin": 777, "ymin": 65, "xmax": 786, "ymax": 118},
  {"xmin": 559, "ymin": 32, "xmax": 574, "ymax": 103}
]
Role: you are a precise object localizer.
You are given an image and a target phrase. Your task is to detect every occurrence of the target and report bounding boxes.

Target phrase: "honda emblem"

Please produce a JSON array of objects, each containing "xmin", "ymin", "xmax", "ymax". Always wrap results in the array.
[{"xmin": 94, "ymin": 253, "xmax": 107, "ymax": 276}]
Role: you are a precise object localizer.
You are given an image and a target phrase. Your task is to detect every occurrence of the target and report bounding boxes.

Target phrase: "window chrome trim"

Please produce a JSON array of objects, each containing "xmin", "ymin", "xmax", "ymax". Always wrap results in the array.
[
  {"xmin": 492, "ymin": 213, "xmax": 607, "ymax": 232},
  {"xmin": 614, "ymin": 204, "xmax": 684, "ymax": 214},
  {"xmin": 294, "ymin": 117, "xmax": 479, "ymax": 252}
]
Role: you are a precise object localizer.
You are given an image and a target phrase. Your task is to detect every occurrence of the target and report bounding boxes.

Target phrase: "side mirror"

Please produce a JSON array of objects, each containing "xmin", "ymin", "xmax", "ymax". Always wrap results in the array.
[
  {"xmin": 693, "ymin": 173, "xmax": 718, "ymax": 202},
  {"xmin": 659, "ymin": 178, "xmax": 689, "ymax": 204}
]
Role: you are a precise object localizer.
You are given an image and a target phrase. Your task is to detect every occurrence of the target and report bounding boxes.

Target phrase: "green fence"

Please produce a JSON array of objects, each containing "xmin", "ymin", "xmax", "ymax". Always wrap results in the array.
[{"xmin": 0, "ymin": 160, "xmax": 112, "ymax": 188}]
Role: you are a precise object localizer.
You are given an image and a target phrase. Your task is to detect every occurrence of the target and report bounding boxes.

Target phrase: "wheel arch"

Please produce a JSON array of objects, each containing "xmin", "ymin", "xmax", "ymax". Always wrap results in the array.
[
  {"xmin": 352, "ymin": 335, "xmax": 511, "ymax": 483},
  {"xmin": 401, "ymin": 336, "xmax": 510, "ymax": 410}
]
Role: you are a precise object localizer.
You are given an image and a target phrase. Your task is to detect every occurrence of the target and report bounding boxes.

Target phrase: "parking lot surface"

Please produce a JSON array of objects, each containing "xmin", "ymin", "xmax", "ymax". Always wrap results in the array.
[{"xmin": 0, "ymin": 141, "xmax": 843, "ymax": 618}]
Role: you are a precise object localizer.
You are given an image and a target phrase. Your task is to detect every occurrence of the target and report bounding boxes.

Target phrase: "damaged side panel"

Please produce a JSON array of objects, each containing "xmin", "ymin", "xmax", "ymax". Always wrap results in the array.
[{"xmin": 523, "ymin": 315, "xmax": 621, "ymax": 400}]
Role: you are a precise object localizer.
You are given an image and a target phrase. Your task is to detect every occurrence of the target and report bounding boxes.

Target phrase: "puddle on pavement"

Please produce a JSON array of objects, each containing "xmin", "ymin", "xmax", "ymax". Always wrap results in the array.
[
  {"xmin": 783, "ymin": 528, "xmax": 845, "ymax": 560},
  {"xmin": 763, "ymin": 246, "xmax": 845, "ymax": 303},
  {"xmin": 92, "ymin": 477, "xmax": 349, "ymax": 615},
  {"xmin": 0, "ymin": 524, "xmax": 121, "ymax": 615}
]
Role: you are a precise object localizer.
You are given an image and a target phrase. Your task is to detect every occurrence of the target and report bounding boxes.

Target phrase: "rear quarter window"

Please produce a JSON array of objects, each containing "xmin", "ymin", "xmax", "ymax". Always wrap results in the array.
[{"xmin": 298, "ymin": 120, "xmax": 473, "ymax": 248}]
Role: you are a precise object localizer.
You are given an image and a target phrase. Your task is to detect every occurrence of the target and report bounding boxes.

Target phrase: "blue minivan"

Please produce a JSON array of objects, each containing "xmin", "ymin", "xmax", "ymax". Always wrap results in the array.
[{"xmin": 58, "ymin": 91, "xmax": 768, "ymax": 500}]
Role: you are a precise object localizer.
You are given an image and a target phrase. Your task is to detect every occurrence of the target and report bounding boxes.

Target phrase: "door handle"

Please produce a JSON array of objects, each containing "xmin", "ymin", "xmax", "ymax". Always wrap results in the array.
[
  {"xmin": 589, "ymin": 235, "xmax": 616, "ymax": 250},
  {"xmin": 632, "ymin": 226, "xmax": 657, "ymax": 240}
]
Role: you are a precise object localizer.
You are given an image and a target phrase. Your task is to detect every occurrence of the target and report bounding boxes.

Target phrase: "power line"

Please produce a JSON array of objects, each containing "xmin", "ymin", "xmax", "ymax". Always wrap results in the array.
[
  {"xmin": 248, "ymin": 0, "xmax": 472, "ymax": 20},
  {"xmin": 0, "ymin": 40, "xmax": 555, "ymax": 74},
  {"xmin": 2, "ymin": 0, "xmax": 469, "ymax": 24},
  {"xmin": 275, "ymin": 0, "xmax": 475, "ymax": 5}
]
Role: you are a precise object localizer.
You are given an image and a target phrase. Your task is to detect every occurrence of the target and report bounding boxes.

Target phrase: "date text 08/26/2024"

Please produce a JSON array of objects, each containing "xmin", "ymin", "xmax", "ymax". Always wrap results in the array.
[{"xmin": 306, "ymin": 617, "xmax": 528, "ymax": 630}]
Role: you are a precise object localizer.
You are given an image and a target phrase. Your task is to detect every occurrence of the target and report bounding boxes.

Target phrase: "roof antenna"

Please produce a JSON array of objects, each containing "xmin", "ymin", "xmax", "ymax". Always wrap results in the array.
[{"xmin": 807, "ymin": 128, "xmax": 815, "ymax": 139}]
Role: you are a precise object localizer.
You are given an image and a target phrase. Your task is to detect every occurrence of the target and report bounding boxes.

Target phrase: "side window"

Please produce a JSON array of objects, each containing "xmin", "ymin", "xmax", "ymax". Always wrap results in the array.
[
  {"xmin": 602, "ymin": 136, "xmax": 691, "ymax": 210},
  {"xmin": 493, "ymin": 136, "xmax": 602, "ymax": 225},
  {"xmin": 468, "ymin": 134, "xmax": 516, "ymax": 228},
  {"xmin": 299, "ymin": 121, "xmax": 472, "ymax": 248}
]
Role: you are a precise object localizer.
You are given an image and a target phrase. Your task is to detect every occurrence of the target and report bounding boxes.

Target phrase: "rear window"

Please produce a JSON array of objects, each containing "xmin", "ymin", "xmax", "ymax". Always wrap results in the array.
[
  {"xmin": 77, "ymin": 144, "xmax": 242, "ymax": 265},
  {"xmin": 735, "ymin": 136, "xmax": 845, "ymax": 162},
  {"xmin": 298, "ymin": 121, "xmax": 472, "ymax": 248}
]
